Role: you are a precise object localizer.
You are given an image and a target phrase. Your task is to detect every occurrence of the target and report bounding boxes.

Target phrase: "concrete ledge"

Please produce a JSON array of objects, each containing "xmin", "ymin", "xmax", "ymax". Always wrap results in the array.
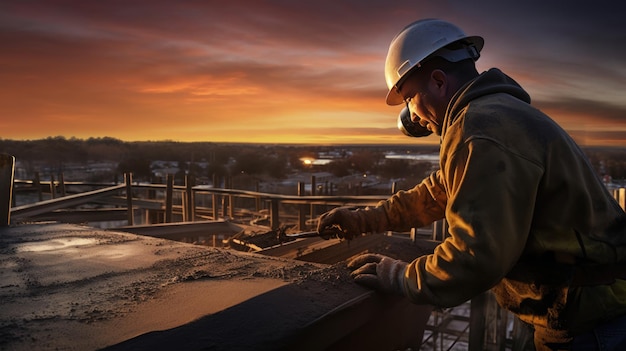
[
  {"xmin": 105, "ymin": 286, "xmax": 432, "ymax": 351},
  {"xmin": 0, "ymin": 223, "xmax": 432, "ymax": 351}
]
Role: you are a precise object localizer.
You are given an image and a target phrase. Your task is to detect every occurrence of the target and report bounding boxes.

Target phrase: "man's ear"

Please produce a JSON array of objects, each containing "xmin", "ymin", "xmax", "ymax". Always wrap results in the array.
[{"xmin": 429, "ymin": 69, "xmax": 448, "ymax": 97}]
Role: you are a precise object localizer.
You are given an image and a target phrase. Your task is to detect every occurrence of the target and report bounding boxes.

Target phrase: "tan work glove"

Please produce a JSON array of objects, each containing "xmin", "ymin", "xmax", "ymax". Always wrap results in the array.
[
  {"xmin": 316, "ymin": 206, "xmax": 388, "ymax": 240},
  {"xmin": 347, "ymin": 253, "xmax": 408, "ymax": 296}
]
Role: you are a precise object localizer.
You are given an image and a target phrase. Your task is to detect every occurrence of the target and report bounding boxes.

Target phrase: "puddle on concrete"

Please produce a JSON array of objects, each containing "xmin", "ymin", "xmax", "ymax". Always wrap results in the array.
[{"xmin": 15, "ymin": 237, "xmax": 99, "ymax": 252}]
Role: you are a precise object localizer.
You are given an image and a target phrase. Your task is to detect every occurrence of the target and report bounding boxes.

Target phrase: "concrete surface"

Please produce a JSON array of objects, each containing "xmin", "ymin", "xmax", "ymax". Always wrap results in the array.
[{"xmin": 0, "ymin": 223, "xmax": 432, "ymax": 351}]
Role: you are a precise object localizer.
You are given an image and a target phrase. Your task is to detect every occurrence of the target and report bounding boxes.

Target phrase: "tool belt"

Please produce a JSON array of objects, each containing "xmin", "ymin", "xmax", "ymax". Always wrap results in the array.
[{"xmin": 570, "ymin": 262, "xmax": 626, "ymax": 287}]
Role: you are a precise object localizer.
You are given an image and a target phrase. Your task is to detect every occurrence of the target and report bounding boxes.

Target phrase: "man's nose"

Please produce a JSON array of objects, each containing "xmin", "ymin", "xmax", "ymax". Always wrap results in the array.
[{"xmin": 410, "ymin": 112, "xmax": 426, "ymax": 126}]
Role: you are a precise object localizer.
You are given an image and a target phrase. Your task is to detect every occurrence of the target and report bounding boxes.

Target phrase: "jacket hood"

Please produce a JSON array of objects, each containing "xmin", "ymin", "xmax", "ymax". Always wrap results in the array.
[{"xmin": 442, "ymin": 68, "xmax": 531, "ymax": 137}]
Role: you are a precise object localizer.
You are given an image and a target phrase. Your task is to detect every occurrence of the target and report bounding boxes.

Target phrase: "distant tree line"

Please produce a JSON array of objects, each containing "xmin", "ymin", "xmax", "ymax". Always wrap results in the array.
[
  {"xmin": 1, "ymin": 137, "xmax": 624, "ymax": 187},
  {"xmin": 0, "ymin": 137, "xmax": 297, "ymax": 184}
]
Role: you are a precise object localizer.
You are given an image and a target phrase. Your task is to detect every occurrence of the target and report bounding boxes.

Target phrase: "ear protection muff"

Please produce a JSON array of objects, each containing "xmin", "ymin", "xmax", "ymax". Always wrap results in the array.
[{"xmin": 397, "ymin": 106, "xmax": 432, "ymax": 137}]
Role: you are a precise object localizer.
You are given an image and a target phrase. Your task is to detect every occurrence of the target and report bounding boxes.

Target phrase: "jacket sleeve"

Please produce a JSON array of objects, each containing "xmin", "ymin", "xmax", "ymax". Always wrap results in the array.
[
  {"xmin": 403, "ymin": 138, "xmax": 543, "ymax": 307},
  {"xmin": 373, "ymin": 170, "xmax": 448, "ymax": 232}
]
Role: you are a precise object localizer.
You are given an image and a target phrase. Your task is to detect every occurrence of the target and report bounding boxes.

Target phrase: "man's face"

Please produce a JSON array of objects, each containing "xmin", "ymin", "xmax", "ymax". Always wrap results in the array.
[{"xmin": 397, "ymin": 74, "xmax": 443, "ymax": 135}]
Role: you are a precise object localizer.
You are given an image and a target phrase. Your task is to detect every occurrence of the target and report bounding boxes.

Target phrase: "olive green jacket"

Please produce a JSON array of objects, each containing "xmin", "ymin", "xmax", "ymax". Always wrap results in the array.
[{"xmin": 371, "ymin": 68, "xmax": 626, "ymax": 341}]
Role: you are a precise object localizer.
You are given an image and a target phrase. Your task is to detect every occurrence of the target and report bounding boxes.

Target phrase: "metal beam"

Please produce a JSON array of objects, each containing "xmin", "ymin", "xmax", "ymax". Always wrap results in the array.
[
  {"xmin": 114, "ymin": 220, "xmax": 244, "ymax": 240},
  {"xmin": 10, "ymin": 184, "xmax": 125, "ymax": 222}
]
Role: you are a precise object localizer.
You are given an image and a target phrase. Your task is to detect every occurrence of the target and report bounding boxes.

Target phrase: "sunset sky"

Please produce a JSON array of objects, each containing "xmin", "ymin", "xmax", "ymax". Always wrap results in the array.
[{"xmin": 1, "ymin": 0, "xmax": 624, "ymax": 146}]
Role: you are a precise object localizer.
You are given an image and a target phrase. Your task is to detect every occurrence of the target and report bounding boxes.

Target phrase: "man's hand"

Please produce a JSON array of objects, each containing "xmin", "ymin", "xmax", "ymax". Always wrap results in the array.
[
  {"xmin": 317, "ymin": 206, "xmax": 388, "ymax": 240},
  {"xmin": 317, "ymin": 207, "xmax": 363, "ymax": 240},
  {"xmin": 347, "ymin": 253, "xmax": 407, "ymax": 296}
]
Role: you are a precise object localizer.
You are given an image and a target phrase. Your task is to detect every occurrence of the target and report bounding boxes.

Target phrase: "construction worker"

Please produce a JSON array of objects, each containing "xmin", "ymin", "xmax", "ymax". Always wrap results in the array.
[{"xmin": 317, "ymin": 19, "xmax": 626, "ymax": 350}]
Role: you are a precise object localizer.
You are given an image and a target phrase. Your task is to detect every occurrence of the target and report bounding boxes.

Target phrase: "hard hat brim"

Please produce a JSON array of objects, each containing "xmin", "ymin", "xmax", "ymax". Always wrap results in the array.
[{"xmin": 386, "ymin": 86, "xmax": 405, "ymax": 106}]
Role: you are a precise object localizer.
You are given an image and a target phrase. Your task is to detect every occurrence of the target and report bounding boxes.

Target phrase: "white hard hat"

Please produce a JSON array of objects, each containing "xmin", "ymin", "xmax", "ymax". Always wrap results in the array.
[{"xmin": 384, "ymin": 19, "xmax": 484, "ymax": 105}]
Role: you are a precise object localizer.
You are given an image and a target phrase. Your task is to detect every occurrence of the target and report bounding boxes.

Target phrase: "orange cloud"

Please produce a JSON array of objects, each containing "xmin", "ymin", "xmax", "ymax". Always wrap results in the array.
[{"xmin": 1, "ymin": 1, "xmax": 624, "ymax": 147}]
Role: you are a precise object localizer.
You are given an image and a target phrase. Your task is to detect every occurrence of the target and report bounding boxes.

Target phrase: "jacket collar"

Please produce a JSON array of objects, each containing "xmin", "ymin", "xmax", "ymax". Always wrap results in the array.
[{"xmin": 441, "ymin": 68, "xmax": 531, "ymax": 139}]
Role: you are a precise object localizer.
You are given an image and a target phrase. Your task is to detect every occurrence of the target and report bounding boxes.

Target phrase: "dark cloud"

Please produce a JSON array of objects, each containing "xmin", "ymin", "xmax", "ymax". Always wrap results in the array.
[
  {"xmin": 569, "ymin": 130, "xmax": 626, "ymax": 147},
  {"xmin": 0, "ymin": 0, "xmax": 624, "ymax": 145},
  {"xmin": 534, "ymin": 97, "xmax": 626, "ymax": 125}
]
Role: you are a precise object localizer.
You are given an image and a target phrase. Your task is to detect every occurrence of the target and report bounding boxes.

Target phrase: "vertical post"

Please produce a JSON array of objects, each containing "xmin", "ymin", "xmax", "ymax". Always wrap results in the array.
[
  {"xmin": 481, "ymin": 291, "xmax": 508, "ymax": 350},
  {"xmin": 147, "ymin": 177, "xmax": 158, "ymax": 224},
  {"xmin": 34, "ymin": 172, "xmax": 43, "ymax": 201},
  {"xmin": 298, "ymin": 182, "xmax": 306, "ymax": 231},
  {"xmin": 227, "ymin": 176, "xmax": 234, "ymax": 219},
  {"xmin": 185, "ymin": 174, "xmax": 195, "ymax": 222},
  {"xmin": 496, "ymin": 303, "xmax": 508, "ymax": 349},
  {"xmin": 309, "ymin": 175, "xmax": 316, "ymax": 223},
  {"xmin": 182, "ymin": 192, "xmax": 188, "ymax": 222},
  {"xmin": 270, "ymin": 198, "xmax": 279, "ymax": 230},
  {"xmin": 391, "ymin": 181, "xmax": 398, "ymax": 194},
  {"xmin": 221, "ymin": 176, "xmax": 229, "ymax": 219},
  {"xmin": 165, "ymin": 174, "xmax": 174, "ymax": 223},
  {"xmin": 212, "ymin": 174, "xmax": 219, "ymax": 220},
  {"xmin": 125, "ymin": 172, "xmax": 134, "ymax": 226},
  {"xmin": 617, "ymin": 188, "xmax": 625, "ymax": 211},
  {"xmin": 433, "ymin": 219, "xmax": 448, "ymax": 241},
  {"xmin": 58, "ymin": 172, "xmax": 66, "ymax": 197},
  {"xmin": 49, "ymin": 174, "xmax": 56, "ymax": 199},
  {"xmin": 11, "ymin": 182, "xmax": 16, "ymax": 208},
  {"xmin": 469, "ymin": 291, "xmax": 488, "ymax": 351},
  {"xmin": 1, "ymin": 154, "xmax": 15, "ymax": 226},
  {"xmin": 511, "ymin": 314, "xmax": 535, "ymax": 351},
  {"xmin": 221, "ymin": 196, "xmax": 227, "ymax": 219},
  {"xmin": 433, "ymin": 220, "xmax": 440, "ymax": 241}
]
